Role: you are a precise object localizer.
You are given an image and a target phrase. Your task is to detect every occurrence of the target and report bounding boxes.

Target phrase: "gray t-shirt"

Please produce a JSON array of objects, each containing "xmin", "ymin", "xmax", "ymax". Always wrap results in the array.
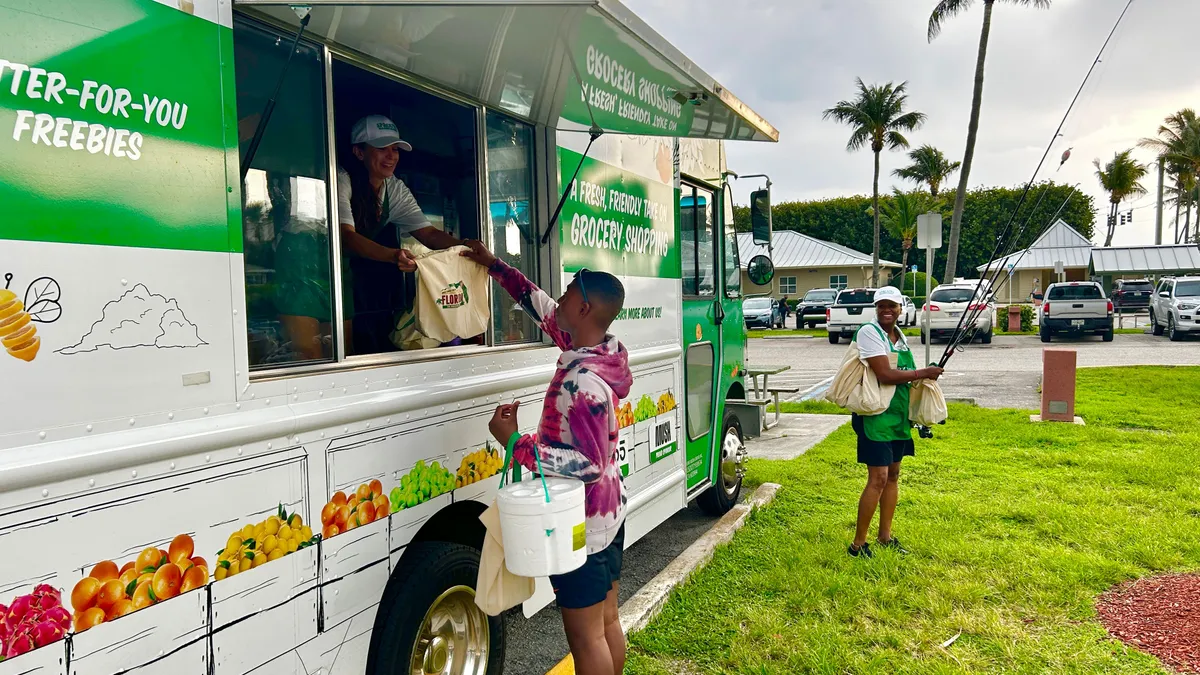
[
  {"xmin": 336, "ymin": 167, "xmax": 431, "ymax": 235},
  {"xmin": 857, "ymin": 320, "xmax": 909, "ymax": 362}
]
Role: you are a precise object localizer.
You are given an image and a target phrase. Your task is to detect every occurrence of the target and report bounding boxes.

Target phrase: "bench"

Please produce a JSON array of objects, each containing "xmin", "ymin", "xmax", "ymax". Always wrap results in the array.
[{"xmin": 764, "ymin": 386, "xmax": 801, "ymax": 430}]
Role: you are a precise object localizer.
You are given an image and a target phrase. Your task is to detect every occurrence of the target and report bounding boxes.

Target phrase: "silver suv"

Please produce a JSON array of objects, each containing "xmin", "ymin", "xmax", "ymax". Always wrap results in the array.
[{"xmin": 1150, "ymin": 276, "xmax": 1200, "ymax": 341}]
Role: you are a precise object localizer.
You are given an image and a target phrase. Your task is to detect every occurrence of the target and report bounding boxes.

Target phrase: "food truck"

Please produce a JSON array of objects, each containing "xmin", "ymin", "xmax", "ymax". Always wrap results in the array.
[{"xmin": 0, "ymin": 0, "xmax": 779, "ymax": 672}]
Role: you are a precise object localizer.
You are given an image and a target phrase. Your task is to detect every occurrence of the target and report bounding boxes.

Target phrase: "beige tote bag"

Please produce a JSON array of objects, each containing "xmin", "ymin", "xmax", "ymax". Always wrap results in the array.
[
  {"xmin": 413, "ymin": 246, "xmax": 490, "ymax": 343},
  {"xmin": 827, "ymin": 339, "xmax": 897, "ymax": 416},
  {"xmin": 475, "ymin": 499, "xmax": 535, "ymax": 616},
  {"xmin": 909, "ymin": 378, "xmax": 949, "ymax": 426}
]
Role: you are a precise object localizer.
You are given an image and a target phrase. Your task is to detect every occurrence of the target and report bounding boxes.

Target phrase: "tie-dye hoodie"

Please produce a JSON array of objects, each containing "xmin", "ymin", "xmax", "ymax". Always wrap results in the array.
[{"xmin": 489, "ymin": 260, "xmax": 633, "ymax": 554}]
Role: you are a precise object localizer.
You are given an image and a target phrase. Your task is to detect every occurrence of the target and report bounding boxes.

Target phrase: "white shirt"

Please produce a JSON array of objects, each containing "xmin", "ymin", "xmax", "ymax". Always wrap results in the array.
[
  {"xmin": 336, "ymin": 167, "xmax": 432, "ymax": 235},
  {"xmin": 857, "ymin": 320, "xmax": 909, "ymax": 362}
]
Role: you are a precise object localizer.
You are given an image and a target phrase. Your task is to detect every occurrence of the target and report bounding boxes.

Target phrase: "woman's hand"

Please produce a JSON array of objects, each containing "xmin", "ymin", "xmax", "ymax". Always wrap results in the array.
[
  {"xmin": 392, "ymin": 248, "xmax": 417, "ymax": 272},
  {"xmin": 919, "ymin": 366, "xmax": 944, "ymax": 381},
  {"xmin": 489, "ymin": 401, "xmax": 520, "ymax": 445},
  {"xmin": 460, "ymin": 239, "xmax": 498, "ymax": 269}
]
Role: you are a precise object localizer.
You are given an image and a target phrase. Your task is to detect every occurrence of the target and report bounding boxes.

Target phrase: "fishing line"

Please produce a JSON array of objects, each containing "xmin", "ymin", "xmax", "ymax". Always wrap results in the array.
[{"xmin": 936, "ymin": 0, "xmax": 1137, "ymax": 365}]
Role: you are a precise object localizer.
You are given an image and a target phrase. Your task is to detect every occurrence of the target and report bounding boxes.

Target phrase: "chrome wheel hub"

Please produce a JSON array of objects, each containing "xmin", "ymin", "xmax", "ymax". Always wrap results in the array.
[
  {"xmin": 718, "ymin": 427, "xmax": 746, "ymax": 498},
  {"xmin": 411, "ymin": 585, "xmax": 489, "ymax": 675}
]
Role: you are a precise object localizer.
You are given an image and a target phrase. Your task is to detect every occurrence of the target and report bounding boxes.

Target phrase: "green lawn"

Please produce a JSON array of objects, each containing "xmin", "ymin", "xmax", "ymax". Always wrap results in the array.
[{"xmin": 627, "ymin": 367, "xmax": 1200, "ymax": 674}]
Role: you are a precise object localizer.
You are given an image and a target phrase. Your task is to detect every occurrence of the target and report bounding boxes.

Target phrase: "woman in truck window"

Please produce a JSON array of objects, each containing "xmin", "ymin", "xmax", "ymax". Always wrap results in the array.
[
  {"xmin": 847, "ymin": 286, "xmax": 942, "ymax": 559},
  {"xmin": 335, "ymin": 114, "xmax": 465, "ymax": 354}
]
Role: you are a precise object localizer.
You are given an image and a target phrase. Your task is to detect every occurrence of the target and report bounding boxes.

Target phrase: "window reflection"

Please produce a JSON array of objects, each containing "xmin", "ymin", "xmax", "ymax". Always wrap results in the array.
[{"xmin": 486, "ymin": 111, "xmax": 539, "ymax": 344}]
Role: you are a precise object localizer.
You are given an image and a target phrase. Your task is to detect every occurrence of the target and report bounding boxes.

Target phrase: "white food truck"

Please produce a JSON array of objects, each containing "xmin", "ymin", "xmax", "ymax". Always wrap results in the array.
[{"xmin": 0, "ymin": 0, "xmax": 778, "ymax": 673}]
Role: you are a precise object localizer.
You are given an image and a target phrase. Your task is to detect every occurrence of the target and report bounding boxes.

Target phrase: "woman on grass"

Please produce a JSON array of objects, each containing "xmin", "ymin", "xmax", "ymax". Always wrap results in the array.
[{"xmin": 848, "ymin": 286, "xmax": 942, "ymax": 558}]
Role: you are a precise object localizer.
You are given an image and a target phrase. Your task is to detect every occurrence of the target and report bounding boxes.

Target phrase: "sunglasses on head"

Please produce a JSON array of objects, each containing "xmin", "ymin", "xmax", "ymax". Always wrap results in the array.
[{"xmin": 574, "ymin": 268, "xmax": 590, "ymax": 305}]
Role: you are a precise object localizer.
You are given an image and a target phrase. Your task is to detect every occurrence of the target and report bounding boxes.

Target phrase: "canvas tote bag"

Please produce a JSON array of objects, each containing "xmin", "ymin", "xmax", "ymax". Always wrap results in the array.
[
  {"xmin": 413, "ymin": 246, "xmax": 489, "ymax": 343},
  {"xmin": 909, "ymin": 378, "xmax": 949, "ymax": 426},
  {"xmin": 475, "ymin": 498, "xmax": 536, "ymax": 615},
  {"xmin": 827, "ymin": 333, "xmax": 897, "ymax": 416}
]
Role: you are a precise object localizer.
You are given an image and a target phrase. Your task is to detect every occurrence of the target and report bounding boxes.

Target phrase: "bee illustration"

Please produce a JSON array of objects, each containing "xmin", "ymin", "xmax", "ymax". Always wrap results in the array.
[{"xmin": 0, "ymin": 273, "xmax": 63, "ymax": 362}]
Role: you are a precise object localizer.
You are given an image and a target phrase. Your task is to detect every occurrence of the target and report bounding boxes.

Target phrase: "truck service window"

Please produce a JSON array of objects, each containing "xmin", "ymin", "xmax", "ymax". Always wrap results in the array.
[
  {"xmin": 234, "ymin": 20, "xmax": 334, "ymax": 368},
  {"xmin": 486, "ymin": 110, "xmax": 540, "ymax": 344}
]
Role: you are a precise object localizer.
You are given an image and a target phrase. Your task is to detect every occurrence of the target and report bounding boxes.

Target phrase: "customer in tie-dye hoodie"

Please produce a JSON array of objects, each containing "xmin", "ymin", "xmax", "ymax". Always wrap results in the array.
[{"xmin": 462, "ymin": 240, "xmax": 632, "ymax": 675}]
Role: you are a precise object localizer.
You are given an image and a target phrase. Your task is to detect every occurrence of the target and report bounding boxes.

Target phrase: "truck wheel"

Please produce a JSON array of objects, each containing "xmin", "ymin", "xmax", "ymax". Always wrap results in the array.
[
  {"xmin": 1151, "ymin": 311, "xmax": 1165, "ymax": 336},
  {"xmin": 1103, "ymin": 326, "xmax": 1114, "ymax": 342},
  {"xmin": 698, "ymin": 412, "xmax": 744, "ymax": 516},
  {"xmin": 827, "ymin": 332, "xmax": 839, "ymax": 344},
  {"xmin": 1040, "ymin": 326, "xmax": 1051, "ymax": 343},
  {"xmin": 981, "ymin": 327, "xmax": 993, "ymax": 344},
  {"xmin": 367, "ymin": 542, "xmax": 503, "ymax": 675},
  {"xmin": 920, "ymin": 332, "xmax": 926, "ymax": 345},
  {"xmin": 1168, "ymin": 315, "xmax": 1183, "ymax": 342}
]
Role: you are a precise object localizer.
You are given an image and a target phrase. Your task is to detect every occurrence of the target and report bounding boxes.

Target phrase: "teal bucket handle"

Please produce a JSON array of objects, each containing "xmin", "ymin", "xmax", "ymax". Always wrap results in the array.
[{"xmin": 502, "ymin": 432, "xmax": 552, "ymax": 504}]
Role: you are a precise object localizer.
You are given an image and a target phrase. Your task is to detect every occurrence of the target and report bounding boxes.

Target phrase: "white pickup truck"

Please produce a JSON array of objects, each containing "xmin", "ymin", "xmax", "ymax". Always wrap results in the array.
[
  {"xmin": 1038, "ymin": 281, "xmax": 1114, "ymax": 342},
  {"xmin": 826, "ymin": 288, "xmax": 877, "ymax": 344}
]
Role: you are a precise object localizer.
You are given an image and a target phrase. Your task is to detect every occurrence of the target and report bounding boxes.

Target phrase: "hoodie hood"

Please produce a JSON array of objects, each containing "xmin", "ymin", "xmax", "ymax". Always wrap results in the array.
[{"xmin": 559, "ymin": 334, "xmax": 633, "ymax": 399}]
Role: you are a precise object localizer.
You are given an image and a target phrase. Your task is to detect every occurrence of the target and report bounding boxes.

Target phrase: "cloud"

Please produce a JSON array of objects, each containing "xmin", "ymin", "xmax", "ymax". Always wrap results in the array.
[{"xmin": 59, "ymin": 284, "xmax": 206, "ymax": 354}]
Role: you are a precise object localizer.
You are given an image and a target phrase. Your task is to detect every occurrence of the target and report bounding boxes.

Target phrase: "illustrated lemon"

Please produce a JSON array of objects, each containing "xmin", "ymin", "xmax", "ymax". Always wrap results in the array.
[
  {"xmin": 263, "ymin": 535, "xmax": 278, "ymax": 555},
  {"xmin": 287, "ymin": 538, "xmax": 299, "ymax": 553},
  {"xmin": 226, "ymin": 534, "xmax": 243, "ymax": 551},
  {"xmin": 279, "ymin": 525, "xmax": 293, "ymax": 540},
  {"xmin": 268, "ymin": 549, "xmax": 286, "ymax": 562},
  {"xmin": 227, "ymin": 562, "xmax": 240, "ymax": 577},
  {"xmin": 215, "ymin": 566, "xmax": 228, "ymax": 581},
  {"xmin": 300, "ymin": 526, "xmax": 312, "ymax": 540},
  {"xmin": 254, "ymin": 522, "xmax": 266, "ymax": 539},
  {"xmin": 265, "ymin": 518, "xmax": 280, "ymax": 536},
  {"xmin": 289, "ymin": 514, "xmax": 303, "ymax": 530},
  {"xmin": 238, "ymin": 558, "xmax": 251, "ymax": 572},
  {"xmin": 252, "ymin": 554, "xmax": 266, "ymax": 568},
  {"xmin": 241, "ymin": 524, "xmax": 255, "ymax": 539}
]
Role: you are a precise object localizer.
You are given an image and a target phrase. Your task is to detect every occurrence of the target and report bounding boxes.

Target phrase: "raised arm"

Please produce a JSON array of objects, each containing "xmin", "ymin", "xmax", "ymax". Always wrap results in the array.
[
  {"xmin": 461, "ymin": 240, "xmax": 572, "ymax": 351},
  {"xmin": 505, "ymin": 376, "xmax": 614, "ymax": 484}
]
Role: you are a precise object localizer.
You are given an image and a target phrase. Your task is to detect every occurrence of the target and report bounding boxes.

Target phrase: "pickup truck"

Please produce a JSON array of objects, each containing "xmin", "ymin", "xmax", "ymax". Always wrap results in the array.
[
  {"xmin": 1038, "ymin": 281, "xmax": 1114, "ymax": 342},
  {"xmin": 826, "ymin": 288, "xmax": 877, "ymax": 344},
  {"xmin": 795, "ymin": 287, "xmax": 838, "ymax": 328}
]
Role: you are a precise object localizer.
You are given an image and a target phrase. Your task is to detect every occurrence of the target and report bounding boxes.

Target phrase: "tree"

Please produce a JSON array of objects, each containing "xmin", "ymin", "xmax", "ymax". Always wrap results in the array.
[
  {"xmin": 870, "ymin": 189, "xmax": 945, "ymax": 294},
  {"xmin": 1094, "ymin": 150, "xmax": 1149, "ymax": 247},
  {"xmin": 893, "ymin": 145, "xmax": 961, "ymax": 197},
  {"xmin": 823, "ymin": 79, "xmax": 926, "ymax": 286},
  {"xmin": 929, "ymin": 0, "xmax": 1052, "ymax": 281},
  {"xmin": 1139, "ymin": 109, "xmax": 1200, "ymax": 243}
]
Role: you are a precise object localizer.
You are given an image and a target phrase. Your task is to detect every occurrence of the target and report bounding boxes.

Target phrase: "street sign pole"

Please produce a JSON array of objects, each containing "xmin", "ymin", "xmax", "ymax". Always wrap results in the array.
[{"xmin": 917, "ymin": 213, "xmax": 943, "ymax": 367}]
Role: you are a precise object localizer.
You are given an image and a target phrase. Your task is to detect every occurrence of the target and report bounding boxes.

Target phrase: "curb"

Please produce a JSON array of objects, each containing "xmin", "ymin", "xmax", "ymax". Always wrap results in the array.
[{"xmin": 544, "ymin": 482, "xmax": 782, "ymax": 674}]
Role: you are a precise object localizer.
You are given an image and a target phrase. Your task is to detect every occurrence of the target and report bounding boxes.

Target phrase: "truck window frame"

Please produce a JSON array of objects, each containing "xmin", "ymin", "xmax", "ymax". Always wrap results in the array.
[{"xmin": 233, "ymin": 12, "xmax": 552, "ymax": 379}]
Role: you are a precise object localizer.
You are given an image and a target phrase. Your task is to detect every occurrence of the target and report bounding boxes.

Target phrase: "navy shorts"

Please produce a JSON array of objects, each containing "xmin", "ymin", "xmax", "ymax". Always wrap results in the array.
[
  {"xmin": 550, "ymin": 523, "xmax": 625, "ymax": 610},
  {"xmin": 851, "ymin": 414, "xmax": 915, "ymax": 467}
]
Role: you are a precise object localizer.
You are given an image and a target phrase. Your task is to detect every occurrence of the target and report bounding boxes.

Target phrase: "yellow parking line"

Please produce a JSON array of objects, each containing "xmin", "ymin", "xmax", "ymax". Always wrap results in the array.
[{"xmin": 545, "ymin": 654, "xmax": 575, "ymax": 675}]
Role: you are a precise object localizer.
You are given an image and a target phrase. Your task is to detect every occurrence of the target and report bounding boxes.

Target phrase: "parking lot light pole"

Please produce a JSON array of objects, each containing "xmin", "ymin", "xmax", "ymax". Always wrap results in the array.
[{"xmin": 918, "ymin": 213, "xmax": 943, "ymax": 367}]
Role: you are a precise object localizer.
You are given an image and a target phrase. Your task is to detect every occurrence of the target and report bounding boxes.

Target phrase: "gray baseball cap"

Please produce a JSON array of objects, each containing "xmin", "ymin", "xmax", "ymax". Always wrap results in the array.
[{"xmin": 351, "ymin": 115, "xmax": 413, "ymax": 151}]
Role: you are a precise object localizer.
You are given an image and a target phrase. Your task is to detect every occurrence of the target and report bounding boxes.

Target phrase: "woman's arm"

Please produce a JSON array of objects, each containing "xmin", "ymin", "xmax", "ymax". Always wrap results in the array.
[
  {"xmin": 409, "ymin": 226, "xmax": 462, "ymax": 251},
  {"xmin": 865, "ymin": 356, "xmax": 942, "ymax": 385},
  {"xmin": 339, "ymin": 223, "xmax": 415, "ymax": 270}
]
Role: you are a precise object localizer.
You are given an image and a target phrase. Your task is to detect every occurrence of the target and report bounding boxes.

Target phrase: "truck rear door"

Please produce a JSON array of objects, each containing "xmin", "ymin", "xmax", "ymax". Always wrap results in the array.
[{"xmin": 1047, "ymin": 284, "xmax": 1108, "ymax": 321}]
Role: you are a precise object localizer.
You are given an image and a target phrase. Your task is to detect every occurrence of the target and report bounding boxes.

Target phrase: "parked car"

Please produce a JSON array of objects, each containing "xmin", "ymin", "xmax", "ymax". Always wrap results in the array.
[
  {"xmin": 743, "ymin": 297, "xmax": 784, "ymax": 329},
  {"xmin": 1038, "ymin": 281, "xmax": 1113, "ymax": 342},
  {"xmin": 795, "ymin": 288, "xmax": 838, "ymax": 328},
  {"xmin": 826, "ymin": 288, "xmax": 877, "ymax": 344},
  {"xmin": 921, "ymin": 284, "xmax": 995, "ymax": 344},
  {"xmin": 1150, "ymin": 275, "xmax": 1200, "ymax": 341},
  {"xmin": 900, "ymin": 295, "xmax": 917, "ymax": 327},
  {"xmin": 1112, "ymin": 278, "xmax": 1155, "ymax": 312}
]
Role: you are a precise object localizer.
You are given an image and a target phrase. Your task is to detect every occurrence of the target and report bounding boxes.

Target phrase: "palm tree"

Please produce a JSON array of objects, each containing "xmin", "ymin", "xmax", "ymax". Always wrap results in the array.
[
  {"xmin": 893, "ymin": 145, "xmax": 961, "ymax": 197},
  {"xmin": 929, "ymin": 0, "xmax": 1052, "ymax": 281},
  {"xmin": 823, "ymin": 79, "xmax": 926, "ymax": 285},
  {"xmin": 870, "ymin": 189, "xmax": 944, "ymax": 294},
  {"xmin": 1140, "ymin": 109, "xmax": 1200, "ymax": 243},
  {"xmin": 1094, "ymin": 150, "xmax": 1149, "ymax": 247}
]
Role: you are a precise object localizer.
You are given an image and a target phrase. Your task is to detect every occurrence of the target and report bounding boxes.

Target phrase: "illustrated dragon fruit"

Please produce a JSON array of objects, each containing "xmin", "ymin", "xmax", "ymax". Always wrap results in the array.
[
  {"xmin": 5, "ymin": 630, "xmax": 34, "ymax": 658},
  {"xmin": 0, "ymin": 586, "xmax": 69, "ymax": 660}
]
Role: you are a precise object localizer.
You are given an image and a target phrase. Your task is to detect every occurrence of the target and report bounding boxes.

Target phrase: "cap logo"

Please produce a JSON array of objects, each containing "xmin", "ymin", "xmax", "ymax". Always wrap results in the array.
[{"xmin": 376, "ymin": 122, "xmax": 397, "ymax": 132}]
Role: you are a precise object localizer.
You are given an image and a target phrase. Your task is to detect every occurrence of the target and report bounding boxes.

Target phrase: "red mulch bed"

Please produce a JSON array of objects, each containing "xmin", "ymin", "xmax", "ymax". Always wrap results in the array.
[{"xmin": 1097, "ymin": 573, "xmax": 1200, "ymax": 673}]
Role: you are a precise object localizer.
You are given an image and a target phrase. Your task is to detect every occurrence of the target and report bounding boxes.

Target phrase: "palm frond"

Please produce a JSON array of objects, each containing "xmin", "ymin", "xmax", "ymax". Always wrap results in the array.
[{"xmin": 928, "ymin": 0, "xmax": 973, "ymax": 41}]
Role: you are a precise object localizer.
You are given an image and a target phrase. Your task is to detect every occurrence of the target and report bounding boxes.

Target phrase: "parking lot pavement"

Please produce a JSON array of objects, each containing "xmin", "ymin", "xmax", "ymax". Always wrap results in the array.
[{"xmin": 750, "ymin": 332, "xmax": 1200, "ymax": 410}]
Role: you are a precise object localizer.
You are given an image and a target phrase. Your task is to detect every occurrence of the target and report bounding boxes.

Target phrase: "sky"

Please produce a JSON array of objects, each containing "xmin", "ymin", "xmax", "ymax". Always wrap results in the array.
[{"xmin": 624, "ymin": 0, "xmax": 1200, "ymax": 247}]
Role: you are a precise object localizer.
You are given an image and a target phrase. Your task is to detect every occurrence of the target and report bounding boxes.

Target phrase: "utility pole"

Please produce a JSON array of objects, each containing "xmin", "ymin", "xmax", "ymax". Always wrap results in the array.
[{"xmin": 1155, "ymin": 160, "xmax": 1165, "ymax": 246}]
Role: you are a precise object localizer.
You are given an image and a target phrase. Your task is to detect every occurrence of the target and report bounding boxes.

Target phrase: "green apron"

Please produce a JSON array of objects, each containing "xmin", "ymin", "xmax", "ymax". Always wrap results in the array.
[{"xmin": 858, "ymin": 323, "xmax": 916, "ymax": 443}]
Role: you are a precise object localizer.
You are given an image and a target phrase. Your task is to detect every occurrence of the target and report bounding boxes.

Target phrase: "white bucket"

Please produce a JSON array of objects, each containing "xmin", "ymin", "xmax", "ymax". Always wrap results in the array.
[{"xmin": 496, "ymin": 477, "xmax": 587, "ymax": 577}]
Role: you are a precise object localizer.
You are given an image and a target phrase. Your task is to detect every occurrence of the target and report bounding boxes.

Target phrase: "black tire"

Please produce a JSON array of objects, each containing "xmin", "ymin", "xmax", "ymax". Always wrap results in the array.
[
  {"xmin": 920, "ymin": 332, "xmax": 926, "ymax": 344},
  {"xmin": 367, "ymin": 542, "xmax": 504, "ymax": 675},
  {"xmin": 697, "ymin": 411, "xmax": 744, "ymax": 516},
  {"xmin": 981, "ymin": 327, "xmax": 993, "ymax": 344},
  {"xmin": 827, "ymin": 332, "xmax": 839, "ymax": 344},
  {"xmin": 1168, "ymin": 315, "xmax": 1183, "ymax": 342},
  {"xmin": 1040, "ymin": 326, "xmax": 1051, "ymax": 343},
  {"xmin": 1151, "ymin": 310, "xmax": 1165, "ymax": 336},
  {"xmin": 1102, "ymin": 329, "xmax": 1114, "ymax": 342}
]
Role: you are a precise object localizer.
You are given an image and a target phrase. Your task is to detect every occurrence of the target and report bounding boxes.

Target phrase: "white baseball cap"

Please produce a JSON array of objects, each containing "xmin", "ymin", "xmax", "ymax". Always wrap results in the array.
[
  {"xmin": 351, "ymin": 115, "xmax": 413, "ymax": 151},
  {"xmin": 873, "ymin": 286, "xmax": 904, "ymax": 306}
]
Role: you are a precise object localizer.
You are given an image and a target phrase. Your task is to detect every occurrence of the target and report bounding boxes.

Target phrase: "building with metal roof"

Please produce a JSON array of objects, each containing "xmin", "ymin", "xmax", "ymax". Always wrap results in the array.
[
  {"xmin": 977, "ymin": 220, "xmax": 1094, "ymax": 302},
  {"xmin": 1090, "ymin": 244, "xmax": 1200, "ymax": 276},
  {"xmin": 737, "ymin": 231, "xmax": 901, "ymax": 301}
]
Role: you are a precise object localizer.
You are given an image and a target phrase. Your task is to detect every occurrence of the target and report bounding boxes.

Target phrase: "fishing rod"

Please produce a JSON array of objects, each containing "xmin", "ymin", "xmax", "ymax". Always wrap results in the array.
[{"xmin": 935, "ymin": 0, "xmax": 1137, "ymax": 366}]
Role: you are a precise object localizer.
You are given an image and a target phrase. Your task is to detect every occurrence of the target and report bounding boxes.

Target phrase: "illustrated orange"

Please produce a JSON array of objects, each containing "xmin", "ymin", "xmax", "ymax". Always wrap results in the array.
[
  {"xmin": 168, "ymin": 534, "xmax": 194, "ymax": 564},
  {"xmin": 334, "ymin": 505, "xmax": 351, "ymax": 528},
  {"xmin": 106, "ymin": 599, "xmax": 134, "ymax": 621},
  {"xmin": 131, "ymin": 580, "xmax": 154, "ymax": 609},
  {"xmin": 344, "ymin": 516, "xmax": 358, "ymax": 531},
  {"xmin": 322, "ymin": 523, "xmax": 339, "ymax": 539},
  {"xmin": 152, "ymin": 563, "xmax": 182, "ymax": 601},
  {"xmin": 189, "ymin": 556, "xmax": 208, "ymax": 572},
  {"xmin": 90, "ymin": 560, "xmax": 119, "ymax": 582},
  {"xmin": 347, "ymin": 495, "xmax": 359, "ymax": 510},
  {"xmin": 74, "ymin": 607, "xmax": 106, "ymax": 633},
  {"xmin": 356, "ymin": 483, "xmax": 372, "ymax": 502},
  {"xmin": 180, "ymin": 566, "xmax": 207, "ymax": 594},
  {"xmin": 135, "ymin": 547, "xmax": 161, "ymax": 573},
  {"xmin": 119, "ymin": 561, "xmax": 135, "ymax": 575},
  {"xmin": 331, "ymin": 491, "xmax": 348, "ymax": 507},
  {"xmin": 96, "ymin": 579, "xmax": 126, "ymax": 611},
  {"xmin": 119, "ymin": 568, "xmax": 140, "ymax": 592},
  {"xmin": 71, "ymin": 576, "xmax": 102, "ymax": 613},
  {"xmin": 368, "ymin": 479, "xmax": 383, "ymax": 498},
  {"xmin": 358, "ymin": 502, "xmax": 376, "ymax": 524},
  {"xmin": 158, "ymin": 549, "xmax": 170, "ymax": 566},
  {"xmin": 321, "ymin": 501, "xmax": 337, "ymax": 525},
  {"xmin": 373, "ymin": 494, "xmax": 389, "ymax": 515}
]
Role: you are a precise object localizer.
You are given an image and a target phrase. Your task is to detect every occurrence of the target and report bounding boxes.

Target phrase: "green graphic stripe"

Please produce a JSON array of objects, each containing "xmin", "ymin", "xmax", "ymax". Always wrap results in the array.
[
  {"xmin": 650, "ymin": 441, "xmax": 678, "ymax": 465},
  {"xmin": 558, "ymin": 147, "xmax": 681, "ymax": 279},
  {"xmin": 0, "ymin": 0, "xmax": 236, "ymax": 252}
]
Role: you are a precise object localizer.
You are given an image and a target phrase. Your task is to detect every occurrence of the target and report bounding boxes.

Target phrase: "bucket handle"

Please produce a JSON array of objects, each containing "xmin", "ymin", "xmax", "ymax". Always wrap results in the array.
[{"xmin": 500, "ymin": 433, "xmax": 552, "ymax": 504}]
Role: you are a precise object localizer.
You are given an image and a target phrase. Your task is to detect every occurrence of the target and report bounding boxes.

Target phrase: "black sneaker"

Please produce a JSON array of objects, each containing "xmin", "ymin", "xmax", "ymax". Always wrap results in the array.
[
  {"xmin": 878, "ymin": 537, "xmax": 908, "ymax": 555},
  {"xmin": 848, "ymin": 543, "xmax": 873, "ymax": 558}
]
